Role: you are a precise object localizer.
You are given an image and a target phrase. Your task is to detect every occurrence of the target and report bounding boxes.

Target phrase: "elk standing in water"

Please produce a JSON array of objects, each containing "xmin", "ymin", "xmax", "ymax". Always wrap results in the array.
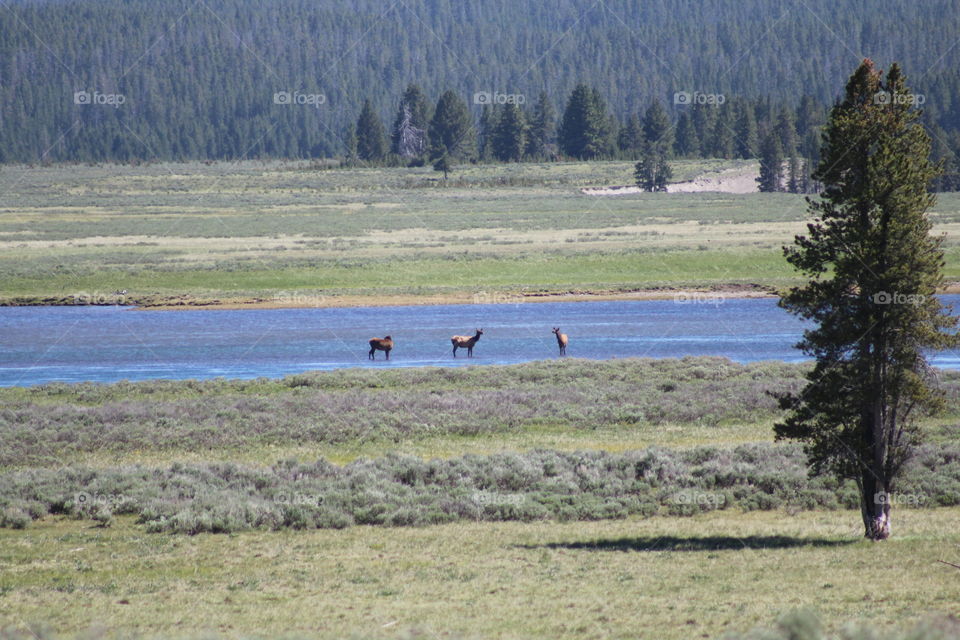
[
  {"xmin": 451, "ymin": 328, "xmax": 483, "ymax": 357},
  {"xmin": 368, "ymin": 336, "xmax": 393, "ymax": 360},
  {"xmin": 552, "ymin": 327, "xmax": 568, "ymax": 356}
]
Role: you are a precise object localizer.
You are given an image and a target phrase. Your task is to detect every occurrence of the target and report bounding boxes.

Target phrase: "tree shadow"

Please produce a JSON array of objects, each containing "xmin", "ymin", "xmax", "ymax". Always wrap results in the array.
[{"xmin": 520, "ymin": 535, "xmax": 857, "ymax": 553}]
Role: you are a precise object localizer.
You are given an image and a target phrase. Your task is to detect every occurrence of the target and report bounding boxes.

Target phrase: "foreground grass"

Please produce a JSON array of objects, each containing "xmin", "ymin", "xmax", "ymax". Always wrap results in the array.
[
  {"xmin": 4, "ymin": 160, "xmax": 960, "ymax": 305},
  {"xmin": 2, "ymin": 358, "xmax": 959, "ymax": 637},
  {"xmin": 2, "ymin": 510, "xmax": 958, "ymax": 639}
]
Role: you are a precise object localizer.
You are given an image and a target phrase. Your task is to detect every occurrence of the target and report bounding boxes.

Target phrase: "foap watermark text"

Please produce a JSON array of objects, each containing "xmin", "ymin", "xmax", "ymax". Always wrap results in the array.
[
  {"xmin": 473, "ymin": 91, "xmax": 525, "ymax": 105},
  {"xmin": 274, "ymin": 91, "xmax": 326, "ymax": 107},
  {"xmin": 674, "ymin": 91, "xmax": 725, "ymax": 106},
  {"xmin": 74, "ymin": 90, "xmax": 125, "ymax": 108}
]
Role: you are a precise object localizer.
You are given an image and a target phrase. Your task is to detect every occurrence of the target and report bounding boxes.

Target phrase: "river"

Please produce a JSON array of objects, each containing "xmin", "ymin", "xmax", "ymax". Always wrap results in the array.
[{"xmin": 2, "ymin": 296, "xmax": 960, "ymax": 386}]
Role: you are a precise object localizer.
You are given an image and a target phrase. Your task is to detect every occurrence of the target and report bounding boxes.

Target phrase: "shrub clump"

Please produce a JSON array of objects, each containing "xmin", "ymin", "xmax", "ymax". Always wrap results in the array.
[
  {"xmin": 0, "ymin": 357, "xmax": 816, "ymax": 466},
  {"xmin": 1, "ymin": 442, "xmax": 958, "ymax": 534}
]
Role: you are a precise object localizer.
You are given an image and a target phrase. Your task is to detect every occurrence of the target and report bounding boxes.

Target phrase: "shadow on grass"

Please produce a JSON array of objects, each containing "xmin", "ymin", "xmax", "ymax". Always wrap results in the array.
[{"xmin": 522, "ymin": 535, "xmax": 857, "ymax": 552}]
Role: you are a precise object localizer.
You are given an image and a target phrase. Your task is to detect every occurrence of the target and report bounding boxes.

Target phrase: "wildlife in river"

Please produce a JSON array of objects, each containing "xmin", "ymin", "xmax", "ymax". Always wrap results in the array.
[
  {"xmin": 552, "ymin": 327, "xmax": 568, "ymax": 355},
  {"xmin": 451, "ymin": 328, "xmax": 483, "ymax": 357},
  {"xmin": 368, "ymin": 336, "xmax": 393, "ymax": 360}
]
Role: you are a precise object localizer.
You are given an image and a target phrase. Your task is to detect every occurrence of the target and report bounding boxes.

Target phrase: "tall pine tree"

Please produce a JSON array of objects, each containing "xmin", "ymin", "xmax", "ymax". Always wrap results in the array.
[
  {"xmin": 776, "ymin": 60, "xmax": 959, "ymax": 540},
  {"xmin": 617, "ymin": 113, "xmax": 644, "ymax": 156},
  {"xmin": 428, "ymin": 90, "xmax": 476, "ymax": 163},
  {"xmin": 734, "ymin": 99, "xmax": 759, "ymax": 159},
  {"xmin": 674, "ymin": 111, "xmax": 700, "ymax": 157},
  {"xmin": 757, "ymin": 130, "xmax": 783, "ymax": 192},
  {"xmin": 355, "ymin": 99, "xmax": 387, "ymax": 162},
  {"xmin": 708, "ymin": 103, "xmax": 735, "ymax": 158},
  {"xmin": 526, "ymin": 91, "xmax": 556, "ymax": 159},
  {"xmin": 477, "ymin": 104, "xmax": 497, "ymax": 161},
  {"xmin": 492, "ymin": 103, "xmax": 527, "ymax": 162},
  {"xmin": 559, "ymin": 84, "xmax": 613, "ymax": 159},
  {"xmin": 642, "ymin": 100, "xmax": 673, "ymax": 156}
]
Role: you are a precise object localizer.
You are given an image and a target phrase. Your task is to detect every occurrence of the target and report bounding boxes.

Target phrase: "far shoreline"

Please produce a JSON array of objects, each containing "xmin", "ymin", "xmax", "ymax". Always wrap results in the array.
[
  {"xmin": 6, "ymin": 282, "xmax": 960, "ymax": 311},
  {"xmin": 138, "ymin": 286, "xmax": 778, "ymax": 311},
  {"xmin": 1, "ymin": 284, "xmax": 777, "ymax": 311}
]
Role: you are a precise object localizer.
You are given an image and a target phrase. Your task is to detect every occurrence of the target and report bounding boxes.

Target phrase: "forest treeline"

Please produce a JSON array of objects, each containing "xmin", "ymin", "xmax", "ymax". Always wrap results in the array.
[
  {"xmin": 354, "ymin": 83, "xmax": 833, "ymax": 192},
  {"xmin": 3, "ymin": 0, "xmax": 960, "ymax": 187}
]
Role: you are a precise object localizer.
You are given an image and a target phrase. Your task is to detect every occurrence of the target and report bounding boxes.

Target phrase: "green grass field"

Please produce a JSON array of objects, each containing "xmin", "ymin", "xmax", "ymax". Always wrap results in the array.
[
  {"xmin": 4, "ymin": 160, "xmax": 960, "ymax": 306},
  {"xmin": 2, "ymin": 360, "xmax": 960, "ymax": 638},
  {"xmin": 3, "ymin": 509, "xmax": 959, "ymax": 640},
  {"xmin": 3, "ymin": 161, "xmax": 960, "ymax": 639}
]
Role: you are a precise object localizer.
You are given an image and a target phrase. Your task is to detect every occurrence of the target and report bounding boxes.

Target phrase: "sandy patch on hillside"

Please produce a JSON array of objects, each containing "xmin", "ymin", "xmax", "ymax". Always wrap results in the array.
[
  {"xmin": 582, "ymin": 164, "xmax": 760, "ymax": 195},
  {"xmin": 580, "ymin": 185, "xmax": 645, "ymax": 196}
]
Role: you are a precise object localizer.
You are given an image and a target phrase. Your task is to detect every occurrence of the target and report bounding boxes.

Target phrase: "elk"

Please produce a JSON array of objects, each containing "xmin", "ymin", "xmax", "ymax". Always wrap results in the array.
[
  {"xmin": 368, "ymin": 336, "xmax": 393, "ymax": 360},
  {"xmin": 451, "ymin": 328, "xmax": 483, "ymax": 357},
  {"xmin": 552, "ymin": 327, "xmax": 568, "ymax": 355}
]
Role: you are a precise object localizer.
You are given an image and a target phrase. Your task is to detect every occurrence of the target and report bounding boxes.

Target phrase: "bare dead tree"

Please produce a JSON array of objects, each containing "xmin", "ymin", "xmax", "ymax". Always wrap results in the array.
[{"xmin": 395, "ymin": 105, "xmax": 426, "ymax": 158}]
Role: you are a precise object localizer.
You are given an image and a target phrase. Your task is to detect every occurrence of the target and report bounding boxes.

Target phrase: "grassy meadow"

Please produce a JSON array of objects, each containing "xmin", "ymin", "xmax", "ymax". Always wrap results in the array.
[
  {"xmin": 2, "ymin": 359, "xmax": 960, "ymax": 638},
  {"xmin": 4, "ymin": 159, "xmax": 960, "ymax": 306},
  {"xmin": 3, "ymin": 510, "xmax": 959, "ymax": 640},
  {"xmin": 0, "ymin": 358, "xmax": 810, "ymax": 468},
  {"xmin": 3, "ymin": 160, "xmax": 960, "ymax": 639}
]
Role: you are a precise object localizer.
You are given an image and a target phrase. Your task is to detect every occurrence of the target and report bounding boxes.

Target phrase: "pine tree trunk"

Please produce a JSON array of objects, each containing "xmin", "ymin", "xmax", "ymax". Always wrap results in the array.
[{"xmin": 860, "ymin": 473, "xmax": 891, "ymax": 540}]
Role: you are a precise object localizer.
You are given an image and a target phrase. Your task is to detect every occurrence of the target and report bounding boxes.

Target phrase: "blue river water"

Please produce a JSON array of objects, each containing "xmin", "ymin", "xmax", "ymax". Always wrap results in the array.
[{"xmin": 2, "ymin": 297, "xmax": 960, "ymax": 387}]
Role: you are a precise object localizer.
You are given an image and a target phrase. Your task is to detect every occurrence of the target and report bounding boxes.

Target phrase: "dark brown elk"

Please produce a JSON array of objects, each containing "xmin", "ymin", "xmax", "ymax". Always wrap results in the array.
[
  {"xmin": 552, "ymin": 327, "xmax": 568, "ymax": 356},
  {"xmin": 451, "ymin": 328, "xmax": 483, "ymax": 357},
  {"xmin": 368, "ymin": 336, "xmax": 393, "ymax": 360}
]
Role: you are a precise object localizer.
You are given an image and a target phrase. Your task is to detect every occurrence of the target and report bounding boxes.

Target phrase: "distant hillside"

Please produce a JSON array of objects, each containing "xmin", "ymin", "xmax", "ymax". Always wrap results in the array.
[{"xmin": 3, "ymin": 0, "xmax": 960, "ymax": 162}]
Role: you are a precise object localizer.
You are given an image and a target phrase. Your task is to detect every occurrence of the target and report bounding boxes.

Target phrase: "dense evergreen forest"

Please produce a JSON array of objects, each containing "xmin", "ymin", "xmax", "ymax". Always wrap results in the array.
[{"xmin": 3, "ymin": 0, "xmax": 960, "ymax": 183}]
